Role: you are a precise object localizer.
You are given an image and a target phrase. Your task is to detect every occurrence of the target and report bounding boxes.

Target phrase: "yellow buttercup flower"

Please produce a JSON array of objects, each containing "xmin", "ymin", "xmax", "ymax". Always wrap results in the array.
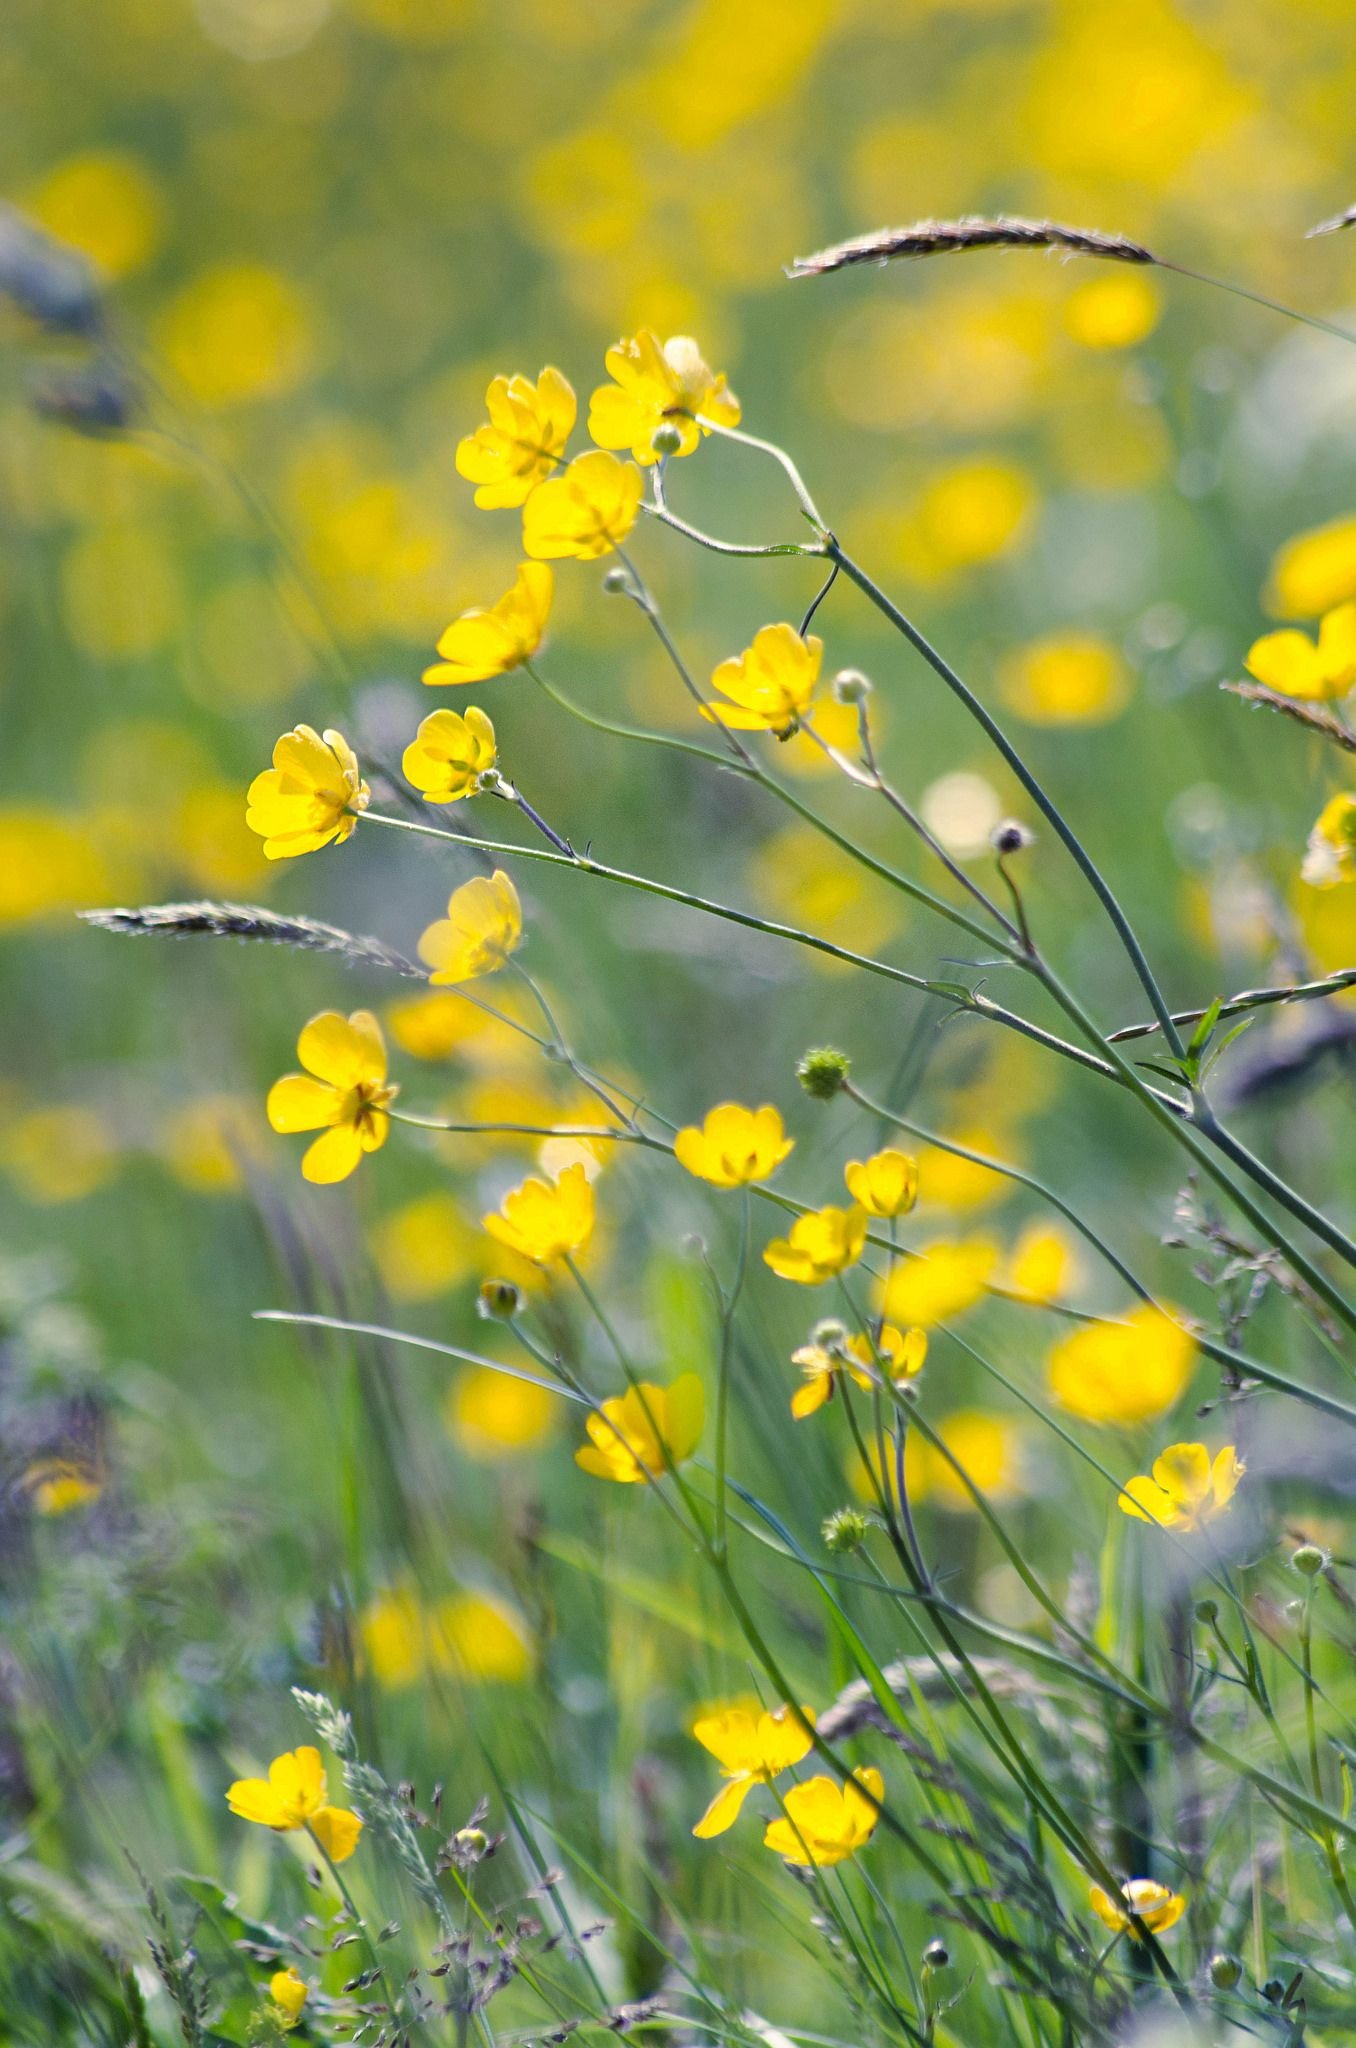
[
  {"xmin": 1266, "ymin": 515, "xmax": 1356, "ymax": 619},
  {"xmin": 484, "ymin": 1161, "xmax": 594, "ymax": 1265},
  {"xmin": 422, "ymin": 564, "xmax": 553, "ymax": 686},
  {"xmin": 844, "ymin": 1148, "xmax": 918, "ymax": 1219},
  {"xmin": 998, "ymin": 633, "xmax": 1131, "ymax": 727},
  {"xmin": 1088, "ymin": 1878, "xmax": 1186, "ymax": 1939},
  {"xmin": 763, "ymin": 1767, "xmax": 884, "ymax": 1867},
  {"xmin": 691, "ymin": 1703, "xmax": 814, "ymax": 1838},
  {"xmin": 456, "ymin": 368, "xmax": 576, "ymax": 509},
  {"xmin": 23, "ymin": 1457, "xmax": 102, "ymax": 1515},
  {"xmin": 245, "ymin": 725, "xmax": 368, "ymax": 860},
  {"xmin": 267, "ymin": 1012, "xmax": 397, "ymax": 1185},
  {"xmin": 877, "ymin": 1237, "xmax": 998, "ymax": 1328},
  {"xmin": 763, "ymin": 1204, "xmax": 867, "ymax": 1284},
  {"xmin": 521, "ymin": 450, "xmax": 643, "ymax": 561},
  {"xmin": 1245, "ymin": 603, "xmax": 1356, "ymax": 701},
  {"xmin": 790, "ymin": 1335, "xmax": 870, "ymax": 1418},
  {"xmin": 269, "ymin": 1967, "xmax": 308, "ymax": 2027},
  {"xmin": 791, "ymin": 1322, "xmax": 924, "ymax": 1418},
  {"xmin": 674, "ymin": 1102, "xmax": 794, "ymax": 1188},
  {"xmin": 1118, "ymin": 1442, "xmax": 1244, "ymax": 1531},
  {"xmin": 589, "ymin": 330, "xmax": 741, "ymax": 464},
  {"xmin": 575, "ymin": 1373, "xmax": 705, "ymax": 1483},
  {"xmin": 1001, "ymin": 1222, "xmax": 1077, "ymax": 1304},
  {"xmin": 418, "ymin": 870, "xmax": 523, "ymax": 984},
  {"xmin": 1047, "ymin": 1304, "xmax": 1195, "ymax": 1426},
  {"xmin": 1302, "ymin": 793, "xmax": 1356, "ymax": 888},
  {"xmin": 226, "ymin": 1747, "xmax": 362, "ymax": 1863},
  {"xmin": 704, "ymin": 623, "xmax": 822, "ymax": 734},
  {"xmin": 402, "ymin": 707, "xmax": 497, "ymax": 804},
  {"xmin": 848, "ymin": 1323, "xmax": 927, "ymax": 1384}
]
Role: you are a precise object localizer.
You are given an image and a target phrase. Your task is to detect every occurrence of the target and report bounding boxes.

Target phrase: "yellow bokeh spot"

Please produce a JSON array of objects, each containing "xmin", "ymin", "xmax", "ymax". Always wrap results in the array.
[
  {"xmin": 877, "ymin": 1237, "xmax": 998, "ymax": 1328},
  {"xmin": 176, "ymin": 783, "xmax": 272, "ymax": 894},
  {"xmin": 747, "ymin": 824, "xmax": 898, "ymax": 972},
  {"xmin": 26, "ymin": 151, "xmax": 163, "ymax": 280},
  {"xmin": 446, "ymin": 1364, "xmax": 557, "ymax": 1462},
  {"xmin": 918, "ymin": 1131, "xmax": 1012, "ymax": 1213},
  {"xmin": 4, "ymin": 1107, "xmax": 118, "ymax": 1205},
  {"xmin": 161, "ymin": 1097, "xmax": 258, "ymax": 1192},
  {"xmin": 998, "ymin": 632, "xmax": 1131, "ymax": 727},
  {"xmin": 1063, "ymin": 271, "xmax": 1160, "ymax": 351},
  {"xmin": 1265, "ymin": 515, "xmax": 1356, "ymax": 620},
  {"xmin": 436, "ymin": 1591, "xmax": 532, "ymax": 1683},
  {"xmin": 157, "ymin": 263, "xmax": 317, "ymax": 408},
  {"xmin": 0, "ymin": 809, "xmax": 110, "ymax": 924},
  {"xmin": 898, "ymin": 460, "xmax": 1037, "ymax": 582},
  {"xmin": 373, "ymin": 1192, "xmax": 479, "ymax": 1302},
  {"xmin": 1047, "ymin": 1304, "xmax": 1196, "ymax": 1426},
  {"xmin": 62, "ymin": 526, "xmax": 180, "ymax": 661}
]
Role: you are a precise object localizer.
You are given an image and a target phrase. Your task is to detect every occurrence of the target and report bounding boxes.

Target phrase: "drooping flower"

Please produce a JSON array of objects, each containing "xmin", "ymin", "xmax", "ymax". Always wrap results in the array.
[
  {"xmin": 674, "ymin": 1103, "xmax": 793, "ymax": 1188},
  {"xmin": 418, "ymin": 870, "xmax": 523, "ymax": 984},
  {"xmin": 267, "ymin": 1011, "xmax": 397, "ymax": 1185},
  {"xmin": 1301, "ymin": 793, "xmax": 1356, "ymax": 887},
  {"xmin": 226, "ymin": 1746, "xmax": 362, "ymax": 1862},
  {"xmin": 483, "ymin": 1161, "xmax": 594, "ymax": 1265},
  {"xmin": 588, "ymin": 330, "xmax": 741, "ymax": 465},
  {"xmin": 1047, "ymin": 1304, "xmax": 1195, "ymax": 1426},
  {"xmin": 847, "ymin": 1323, "xmax": 927, "ymax": 1383},
  {"xmin": 1088, "ymin": 1878, "xmax": 1186, "ymax": 1939},
  {"xmin": 456, "ymin": 368, "xmax": 576, "ymax": 509},
  {"xmin": 268, "ymin": 1968, "xmax": 308, "ymax": 2027},
  {"xmin": 245, "ymin": 725, "xmax": 368, "ymax": 860},
  {"xmin": 763, "ymin": 1203, "xmax": 867, "ymax": 1284},
  {"xmin": 521, "ymin": 450, "xmax": 643, "ymax": 561},
  {"xmin": 402, "ymin": 707, "xmax": 497, "ymax": 804},
  {"xmin": 691, "ymin": 1703, "xmax": 814, "ymax": 1838},
  {"xmin": 763, "ymin": 1767, "xmax": 884, "ymax": 1867},
  {"xmin": 877, "ymin": 1237, "xmax": 998, "ymax": 1329},
  {"xmin": 422, "ymin": 564, "xmax": 553, "ymax": 686},
  {"xmin": 1245, "ymin": 603, "xmax": 1356, "ymax": 700},
  {"xmin": 575, "ymin": 1373, "xmax": 705, "ymax": 1483},
  {"xmin": 844, "ymin": 1148, "xmax": 918, "ymax": 1219},
  {"xmin": 704, "ymin": 624, "xmax": 822, "ymax": 734},
  {"xmin": 1118, "ymin": 1443, "xmax": 1244, "ymax": 1531}
]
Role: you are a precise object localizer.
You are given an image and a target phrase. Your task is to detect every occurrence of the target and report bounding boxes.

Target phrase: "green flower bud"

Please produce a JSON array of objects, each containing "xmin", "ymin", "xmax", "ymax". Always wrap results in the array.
[
  {"xmin": 797, "ymin": 1046, "xmax": 850, "ymax": 1100},
  {"xmin": 1292, "ymin": 1543, "xmax": 1326, "ymax": 1578},
  {"xmin": 1193, "ymin": 1597, "xmax": 1219, "ymax": 1625},
  {"xmin": 822, "ymin": 1507, "xmax": 869, "ymax": 1555},
  {"xmin": 922, "ymin": 1939, "xmax": 949, "ymax": 1969},
  {"xmin": 477, "ymin": 1278, "xmax": 523, "ymax": 1322},
  {"xmin": 651, "ymin": 422, "xmax": 684, "ymax": 458},
  {"xmin": 832, "ymin": 667, "xmax": 872, "ymax": 705},
  {"xmin": 1208, "ymin": 1952, "xmax": 1242, "ymax": 1991}
]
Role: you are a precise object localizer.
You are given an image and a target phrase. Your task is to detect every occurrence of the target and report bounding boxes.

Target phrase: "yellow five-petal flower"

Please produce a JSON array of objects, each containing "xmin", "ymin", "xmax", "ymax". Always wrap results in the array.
[
  {"xmin": 422, "ymin": 564, "xmax": 553, "ymax": 687},
  {"xmin": 483, "ymin": 1160, "xmax": 595, "ymax": 1266},
  {"xmin": 704, "ymin": 624, "xmax": 822, "ymax": 734},
  {"xmin": 763, "ymin": 1203, "xmax": 867, "ymax": 1285},
  {"xmin": 402, "ymin": 707, "xmax": 497, "ymax": 804},
  {"xmin": 456, "ymin": 368, "xmax": 576, "ymax": 509},
  {"xmin": 246, "ymin": 725, "xmax": 368, "ymax": 860},
  {"xmin": 674, "ymin": 1103, "xmax": 793, "ymax": 1188},
  {"xmin": 1118, "ymin": 1442, "xmax": 1244, "ymax": 1531},
  {"xmin": 691, "ymin": 1703, "xmax": 814, "ymax": 1838},
  {"xmin": 588, "ymin": 330, "xmax": 741, "ymax": 465},
  {"xmin": 844, "ymin": 1148, "xmax": 919, "ymax": 1219},
  {"xmin": 575, "ymin": 1373, "xmax": 705, "ymax": 1484},
  {"xmin": 418, "ymin": 870, "xmax": 523, "ymax": 984},
  {"xmin": 267, "ymin": 1011, "xmax": 397, "ymax": 1185},
  {"xmin": 226, "ymin": 1746, "xmax": 363, "ymax": 1863},
  {"xmin": 269, "ymin": 1967, "xmax": 308, "ymax": 2027},
  {"xmin": 763, "ymin": 1767, "xmax": 884, "ymax": 1867},
  {"xmin": 1088, "ymin": 1878, "xmax": 1186, "ymax": 1938},
  {"xmin": 1245, "ymin": 603, "xmax": 1356, "ymax": 701},
  {"xmin": 521, "ymin": 450, "xmax": 643, "ymax": 561}
]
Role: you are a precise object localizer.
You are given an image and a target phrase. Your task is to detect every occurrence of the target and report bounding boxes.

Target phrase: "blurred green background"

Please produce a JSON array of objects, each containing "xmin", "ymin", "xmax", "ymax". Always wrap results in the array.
[{"xmin": 6, "ymin": 0, "xmax": 1356, "ymax": 2032}]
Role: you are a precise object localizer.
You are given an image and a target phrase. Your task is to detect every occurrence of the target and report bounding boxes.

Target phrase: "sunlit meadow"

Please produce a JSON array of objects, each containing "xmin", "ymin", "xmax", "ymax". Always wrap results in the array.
[{"xmin": 8, "ymin": 3, "xmax": 1356, "ymax": 2044}]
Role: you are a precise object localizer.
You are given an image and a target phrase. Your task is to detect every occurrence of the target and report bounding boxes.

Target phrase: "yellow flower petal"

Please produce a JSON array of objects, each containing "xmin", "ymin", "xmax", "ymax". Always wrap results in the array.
[{"xmin": 310, "ymin": 1804, "xmax": 363, "ymax": 1863}]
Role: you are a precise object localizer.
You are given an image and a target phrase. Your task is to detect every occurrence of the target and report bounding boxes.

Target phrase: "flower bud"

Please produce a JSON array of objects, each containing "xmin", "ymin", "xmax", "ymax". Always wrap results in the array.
[
  {"xmin": 1208, "ymin": 1952, "xmax": 1242, "ymax": 1991},
  {"xmin": 1292, "ymin": 1543, "xmax": 1326, "ymax": 1578},
  {"xmin": 601, "ymin": 566, "xmax": 631, "ymax": 594},
  {"xmin": 832, "ymin": 667, "xmax": 872, "ymax": 705},
  {"xmin": 1193, "ymin": 1597, "xmax": 1219, "ymax": 1625},
  {"xmin": 811, "ymin": 1318, "xmax": 849, "ymax": 1351},
  {"xmin": 822, "ymin": 1507, "xmax": 868, "ymax": 1555},
  {"xmin": 992, "ymin": 819, "xmax": 1035, "ymax": 857},
  {"xmin": 922, "ymin": 1939, "xmax": 949, "ymax": 1970},
  {"xmin": 797, "ymin": 1046, "xmax": 850, "ymax": 1100},
  {"xmin": 651, "ymin": 422, "xmax": 684, "ymax": 459},
  {"xmin": 478, "ymin": 1278, "xmax": 523, "ymax": 1322}
]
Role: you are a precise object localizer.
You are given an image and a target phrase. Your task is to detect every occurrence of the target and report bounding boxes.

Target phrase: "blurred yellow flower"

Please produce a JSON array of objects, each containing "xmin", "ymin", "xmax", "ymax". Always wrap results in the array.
[
  {"xmin": 1118, "ymin": 1442, "xmax": 1244, "ymax": 1531},
  {"xmin": 23, "ymin": 1458, "xmax": 102, "ymax": 1516},
  {"xmin": 589, "ymin": 330, "xmax": 740, "ymax": 464},
  {"xmin": 521, "ymin": 450, "xmax": 642, "ymax": 560},
  {"xmin": 62, "ymin": 525, "xmax": 180, "ymax": 660},
  {"xmin": 1302, "ymin": 794, "xmax": 1356, "ymax": 888},
  {"xmin": 373, "ymin": 1193, "xmax": 479, "ymax": 1301},
  {"xmin": 422, "ymin": 564, "xmax": 553, "ymax": 685},
  {"xmin": 385, "ymin": 989, "xmax": 533, "ymax": 1064},
  {"xmin": 402, "ymin": 707, "xmax": 497, "ymax": 804},
  {"xmin": 848, "ymin": 1323, "xmax": 927, "ymax": 1385},
  {"xmin": 763, "ymin": 1767, "xmax": 883, "ymax": 1867},
  {"xmin": 763, "ymin": 1204, "xmax": 866, "ymax": 1284},
  {"xmin": 691, "ymin": 1702, "xmax": 814, "ymax": 1837},
  {"xmin": 844, "ymin": 1149, "xmax": 918, "ymax": 1220},
  {"xmin": 1063, "ymin": 272, "xmax": 1160, "ymax": 351},
  {"xmin": 1245, "ymin": 604, "xmax": 1356, "ymax": 701},
  {"xmin": 268, "ymin": 1968, "xmax": 308, "ymax": 2028},
  {"xmin": 1088, "ymin": 1879, "xmax": 1185, "ymax": 1939},
  {"xmin": 1001, "ymin": 1223, "xmax": 1077, "ymax": 1305},
  {"xmin": 790, "ymin": 1336, "xmax": 870, "ymax": 1418},
  {"xmin": 912, "ymin": 1410, "xmax": 1025, "ymax": 1510},
  {"xmin": 0, "ymin": 810, "xmax": 109, "ymax": 925},
  {"xmin": 877, "ymin": 1237, "xmax": 997, "ymax": 1328},
  {"xmin": 158, "ymin": 263, "xmax": 317, "ymax": 408},
  {"xmin": 998, "ymin": 633, "xmax": 1131, "ymax": 726},
  {"xmin": 436, "ymin": 1590, "xmax": 532, "ymax": 1683},
  {"xmin": 457, "ymin": 368, "xmax": 576, "ymax": 509},
  {"xmin": 267, "ymin": 1011, "xmax": 396, "ymax": 1185},
  {"xmin": 792, "ymin": 1322, "xmax": 926, "ymax": 1418},
  {"xmin": 1047, "ymin": 1304, "xmax": 1195, "ymax": 1425},
  {"xmin": 484, "ymin": 1161, "xmax": 594, "ymax": 1265},
  {"xmin": 705, "ymin": 623, "xmax": 822, "ymax": 733},
  {"xmin": 4, "ymin": 1106, "xmax": 117, "ymax": 1204},
  {"xmin": 909, "ymin": 459, "xmax": 1035, "ymax": 576},
  {"xmin": 446, "ymin": 1364, "xmax": 557, "ymax": 1461},
  {"xmin": 246, "ymin": 725, "xmax": 368, "ymax": 859},
  {"xmin": 160, "ymin": 1096, "xmax": 256, "ymax": 1193},
  {"xmin": 26, "ymin": 150, "xmax": 163, "ymax": 280},
  {"xmin": 1266, "ymin": 515, "xmax": 1356, "ymax": 619},
  {"xmin": 226, "ymin": 1747, "xmax": 362, "ymax": 1863},
  {"xmin": 918, "ymin": 1132, "xmax": 1011, "ymax": 1212},
  {"xmin": 418, "ymin": 870, "xmax": 523, "ymax": 984},
  {"xmin": 575, "ymin": 1373, "xmax": 704, "ymax": 1483},
  {"xmin": 360, "ymin": 1586, "xmax": 427, "ymax": 1690},
  {"xmin": 675, "ymin": 1103, "xmax": 793, "ymax": 1187}
]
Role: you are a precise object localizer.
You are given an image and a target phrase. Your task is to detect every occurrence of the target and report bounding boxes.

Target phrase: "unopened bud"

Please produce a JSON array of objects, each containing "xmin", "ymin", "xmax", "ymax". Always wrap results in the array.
[
  {"xmin": 833, "ymin": 668, "xmax": 872, "ymax": 706},
  {"xmin": 1194, "ymin": 1597, "xmax": 1219, "ymax": 1625},
  {"xmin": 797, "ymin": 1046, "xmax": 850, "ymax": 1100},
  {"xmin": 922, "ymin": 1939, "xmax": 949, "ymax": 1969},
  {"xmin": 651, "ymin": 421, "xmax": 684, "ymax": 458},
  {"xmin": 478, "ymin": 1279, "xmax": 523, "ymax": 1322},
  {"xmin": 454, "ymin": 1826, "xmax": 488, "ymax": 1855},
  {"xmin": 1292, "ymin": 1543, "xmax": 1326, "ymax": 1578},
  {"xmin": 822, "ymin": 1507, "xmax": 868, "ymax": 1555},
  {"xmin": 992, "ymin": 819, "xmax": 1035, "ymax": 857},
  {"xmin": 811, "ymin": 1318, "xmax": 849, "ymax": 1351},
  {"xmin": 1208, "ymin": 1952, "xmax": 1242, "ymax": 1991},
  {"xmin": 601, "ymin": 566, "xmax": 631, "ymax": 594}
]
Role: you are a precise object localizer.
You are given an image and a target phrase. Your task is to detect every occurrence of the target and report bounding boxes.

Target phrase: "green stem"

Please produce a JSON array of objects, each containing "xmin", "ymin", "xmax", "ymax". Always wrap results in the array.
[
  {"xmin": 303, "ymin": 1824, "xmax": 399, "ymax": 2022},
  {"xmin": 712, "ymin": 1189, "xmax": 750, "ymax": 1559}
]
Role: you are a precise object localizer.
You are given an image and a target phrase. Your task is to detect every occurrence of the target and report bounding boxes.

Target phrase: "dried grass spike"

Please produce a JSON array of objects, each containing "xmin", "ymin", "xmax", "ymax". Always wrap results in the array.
[
  {"xmin": 1308, "ymin": 204, "xmax": 1356, "ymax": 238},
  {"xmin": 80, "ymin": 901, "xmax": 424, "ymax": 979},
  {"xmin": 787, "ymin": 214, "xmax": 1157, "ymax": 279}
]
